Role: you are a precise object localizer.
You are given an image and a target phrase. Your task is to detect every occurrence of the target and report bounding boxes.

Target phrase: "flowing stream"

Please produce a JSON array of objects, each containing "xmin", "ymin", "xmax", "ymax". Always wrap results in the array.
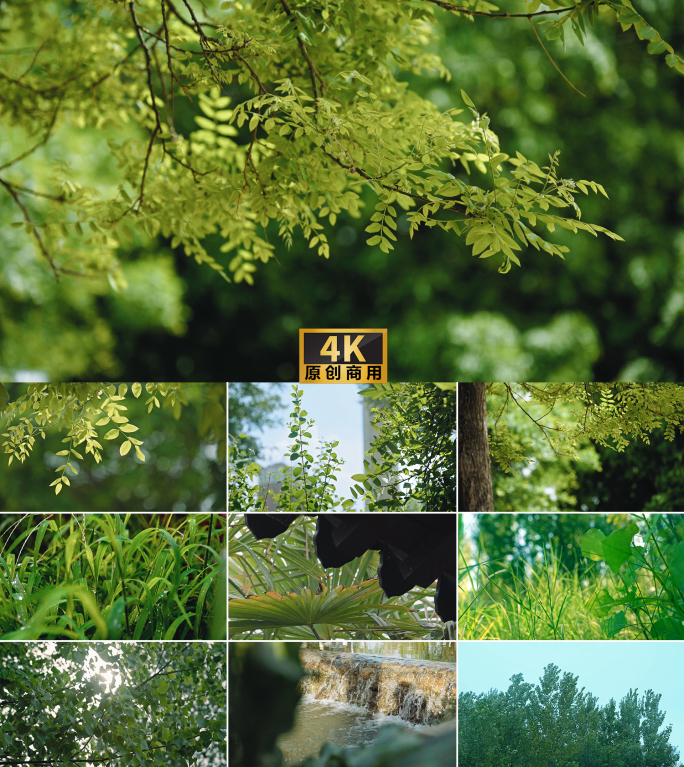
[{"xmin": 277, "ymin": 648, "xmax": 457, "ymax": 765}]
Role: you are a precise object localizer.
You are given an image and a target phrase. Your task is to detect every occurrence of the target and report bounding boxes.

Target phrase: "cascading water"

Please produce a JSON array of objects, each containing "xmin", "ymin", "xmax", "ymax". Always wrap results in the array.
[
  {"xmin": 299, "ymin": 649, "xmax": 456, "ymax": 725},
  {"xmin": 277, "ymin": 648, "xmax": 456, "ymax": 765}
]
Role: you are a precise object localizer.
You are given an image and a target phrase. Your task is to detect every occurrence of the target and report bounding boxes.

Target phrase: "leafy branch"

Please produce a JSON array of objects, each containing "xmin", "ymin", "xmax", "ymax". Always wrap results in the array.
[{"xmin": 1, "ymin": 1, "xmax": 681, "ymax": 285}]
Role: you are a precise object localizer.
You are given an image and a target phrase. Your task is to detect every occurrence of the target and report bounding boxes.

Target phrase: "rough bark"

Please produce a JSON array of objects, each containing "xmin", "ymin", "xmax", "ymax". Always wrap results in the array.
[{"xmin": 458, "ymin": 382, "xmax": 494, "ymax": 511}]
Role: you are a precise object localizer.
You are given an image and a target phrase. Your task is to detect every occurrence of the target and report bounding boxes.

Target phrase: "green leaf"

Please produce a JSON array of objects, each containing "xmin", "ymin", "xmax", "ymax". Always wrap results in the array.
[
  {"xmin": 667, "ymin": 541, "xmax": 684, "ymax": 589},
  {"xmin": 489, "ymin": 153, "xmax": 506, "ymax": 169},
  {"xmin": 228, "ymin": 580, "xmax": 418, "ymax": 635},
  {"xmin": 460, "ymin": 90, "xmax": 475, "ymax": 108},
  {"xmin": 602, "ymin": 611, "xmax": 628, "ymax": 637},
  {"xmin": 580, "ymin": 528, "xmax": 606, "ymax": 561},
  {"xmin": 105, "ymin": 599, "xmax": 127, "ymax": 640},
  {"xmin": 650, "ymin": 617, "xmax": 684, "ymax": 640},
  {"xmin": 637, "ymin": 26, "xmax": 657, "ymax": 41},
  {"xmin": 619, "ymin": 8, "xmax": 641, "ymax": 23},
  {"xmin": 602, "ymin": 523, "xmax": 638, "ymax": 573}
]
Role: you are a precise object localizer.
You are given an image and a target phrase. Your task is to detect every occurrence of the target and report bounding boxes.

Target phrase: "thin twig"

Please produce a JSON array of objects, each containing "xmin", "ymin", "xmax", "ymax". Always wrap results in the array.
[
  {"xmin": 279, "ymin": 0, "xmax": 321, "ymax": 111},
  {"xmin": 0, "ymin": 93, "xmax": 63, "ymax": 172},
  {"xmin": 128, "ymin": 1, "xmax": 164, "ymax": 134},
  {"xmin": 161, "ymin": 0, "xmax": 192, "ymax": 122},
  {"xmin": 129, "ymin": 2, "xmax": 165, "ymax": 210},
  {"xmin": 528, "ymin": 17, "xmax": 586, "ymax": 97},
  {"xmin": 320, "ymin": 143, "xmax": 468, "ymax": 212},
  {"xmin": 0, "ymin": 177, "xmax": 60, "ymax": 281},
  {"xmin": 17, "ymin": 41, "xmax": 46, "ymax": 81},
  {"xmin": 137, "ymin": 126, "xmax": 160, "ymax": 211},
  {"xmin": 234, "ymin": 54, "xmax": 271, "ymax": 95},
  {"xmin": 179, "ymin": 0, "xmax": 223, "ymax": 89},
  {"xmin": 423, "ymin": 0, "xmax": 608, "ymax": 20},
  {"xmin": 0, "ymin": 181, "xmax": 66, "ymax": 202}
]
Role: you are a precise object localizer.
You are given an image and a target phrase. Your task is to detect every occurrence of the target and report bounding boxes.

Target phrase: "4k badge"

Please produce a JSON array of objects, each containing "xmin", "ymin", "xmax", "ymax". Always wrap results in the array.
[{"xmin": 299, "ymin": 329, "xmax": 387, "ymax": 383}]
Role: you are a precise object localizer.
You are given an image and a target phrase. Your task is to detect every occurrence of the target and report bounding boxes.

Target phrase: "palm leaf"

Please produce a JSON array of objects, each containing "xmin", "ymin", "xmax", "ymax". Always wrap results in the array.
[{"xmin": 228, "ymin": 579, "xmax": 421, "ymax": 636}]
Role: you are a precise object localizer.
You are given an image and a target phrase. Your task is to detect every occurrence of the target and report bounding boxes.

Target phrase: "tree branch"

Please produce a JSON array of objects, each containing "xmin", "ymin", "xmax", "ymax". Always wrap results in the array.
[
  {"xmin": 0, "ymin": 93, "xmax": 63, "ymax": 172},
  {"xmin": 528, "ymin": 17, "xmax": 586, "ymax": 97},
  {"xmin": 234, "ymin": 54, "xmax": 271, "ymax": 95},
  {"xmin": 0, "ymin": 177, "xmax": 60, "ymax": 281},
  {"xmin": 279, "ymin": 0, "xmax": 321, "ymax": 111},
  {"xmin": 422, "ymin": 0, "xmax": 609, "ymax": 20}
]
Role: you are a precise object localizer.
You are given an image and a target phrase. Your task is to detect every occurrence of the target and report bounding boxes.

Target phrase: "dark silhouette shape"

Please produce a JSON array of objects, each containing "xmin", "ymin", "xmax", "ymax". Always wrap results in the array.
[{"xmin": 244, "ymin": 513, "xmax": 456, "ymax": 622}]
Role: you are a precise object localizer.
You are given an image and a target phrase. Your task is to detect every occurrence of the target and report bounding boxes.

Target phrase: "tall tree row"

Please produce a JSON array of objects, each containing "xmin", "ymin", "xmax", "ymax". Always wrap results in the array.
[{"xmin": 458, "ymin": 664, "xmax": 681, "ymax": 767}]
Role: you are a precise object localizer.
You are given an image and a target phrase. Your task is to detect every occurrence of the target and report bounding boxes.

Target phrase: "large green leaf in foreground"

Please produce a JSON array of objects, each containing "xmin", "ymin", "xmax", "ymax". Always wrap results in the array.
[
  {"xmin": 228, "ymin": 579, "xmax": 425, "ymax": 638},
  {"xmin": 581, "ymin": 523, "xmax": 639, "ymax": 573}
]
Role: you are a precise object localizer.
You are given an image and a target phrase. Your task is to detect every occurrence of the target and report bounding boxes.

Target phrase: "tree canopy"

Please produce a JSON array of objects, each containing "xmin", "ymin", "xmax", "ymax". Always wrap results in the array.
[
  {"xmin": 0, "ymin": 1, "xmax": 682, "ymax": 380},
  {"xmin": 0, "ymin": 641, "xmax": 226, "ymax": 767},
  {"xmin": 459, "ymin": 663, "xmax": 682, "ymax": 767},
  {"xmin": 0, "ymin": 0, "xmax": 680, "ymax": 281},
  {"xmin": 458, "ymin": 382, "xmax": 684, "ymax": 511}
]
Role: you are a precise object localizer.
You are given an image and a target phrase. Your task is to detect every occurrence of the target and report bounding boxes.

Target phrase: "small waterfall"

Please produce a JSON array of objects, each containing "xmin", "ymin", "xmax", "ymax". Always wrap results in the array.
[{"xmin": 299, "ymin": 649, "xmax": 456, "ymax": 725}]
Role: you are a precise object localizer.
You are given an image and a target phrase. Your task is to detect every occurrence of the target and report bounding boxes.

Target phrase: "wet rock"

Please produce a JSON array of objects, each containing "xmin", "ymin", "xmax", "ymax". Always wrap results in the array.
[{"xmin": 299, "ymin": 649, "xmax": 456, "ymax": 725}]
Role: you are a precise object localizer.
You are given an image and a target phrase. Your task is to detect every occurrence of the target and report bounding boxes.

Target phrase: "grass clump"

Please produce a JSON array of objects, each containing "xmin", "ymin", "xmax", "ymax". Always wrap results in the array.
[
  {"xmin": 459, "ymin": 513, "xmax": 684, "ymax": 640},
  {"xmin": 459, "ymin": 548, "xmax": 609, "ymax": 640},
  {"xmin": 0, "ymin": 513, "xmax": 226, "ymax": 640}
]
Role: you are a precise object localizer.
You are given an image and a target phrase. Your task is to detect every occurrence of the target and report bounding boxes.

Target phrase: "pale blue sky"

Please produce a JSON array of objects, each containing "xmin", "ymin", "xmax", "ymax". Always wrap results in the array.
[
  {"xmin": 239, "ymin": 383, "xmax": 366, "ymax": 507},
  {"xmin": 459, "ymin": 641, "xmax": 684, "ymax": 756}
]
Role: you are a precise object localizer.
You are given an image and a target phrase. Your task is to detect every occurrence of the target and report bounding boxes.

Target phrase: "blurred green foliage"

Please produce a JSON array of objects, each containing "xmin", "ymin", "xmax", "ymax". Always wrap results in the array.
[
  {"xmin": 486, "ymin": 383, "xmax": 684, "ymax": 511},
  {"xmin": 0, "ymin": 1, "xmax": 681, "ymax": 380},
  {"xmin": 475, "ymin": 512, "xmax": 623, "ymax": 572},
  {"xmin": 200, "ymin": 0, "xmax": 682, "ymax": 381},
  {"xmin": 229, "ymin": 642, "xmax": 305, "ymax": 767},
  {"xmin": 488, "ymin": 387, "xmax": 602, "ymax": 510},
  {"xmin": 0, "ymin": 383, "xmax": 226, "ymax": 511},
  {"xmin": 566, "ymin": 427, "xmax": 684, "ymax": 510}
]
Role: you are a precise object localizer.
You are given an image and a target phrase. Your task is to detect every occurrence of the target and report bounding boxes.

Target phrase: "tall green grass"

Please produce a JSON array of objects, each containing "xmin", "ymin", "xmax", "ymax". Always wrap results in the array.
[
  {"xmin": 459, "ymin": 548, "xmax": 610, "ymax": 640},
  {"xmin": 0, "ymin": 513, "xmax": 226, "ymax": 640}
]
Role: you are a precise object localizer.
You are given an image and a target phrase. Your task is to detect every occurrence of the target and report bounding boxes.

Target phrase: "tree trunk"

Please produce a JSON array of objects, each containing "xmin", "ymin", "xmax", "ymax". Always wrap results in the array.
[{"xmin": 458, "ymin": 382, "xmax": 494, "ymax": 511}]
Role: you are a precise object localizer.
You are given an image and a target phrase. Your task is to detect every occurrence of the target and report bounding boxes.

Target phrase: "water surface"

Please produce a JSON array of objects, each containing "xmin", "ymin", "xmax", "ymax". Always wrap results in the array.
[{"xmin": 277, "ymin": 696, "xmax": 426, "ymax": 765}]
